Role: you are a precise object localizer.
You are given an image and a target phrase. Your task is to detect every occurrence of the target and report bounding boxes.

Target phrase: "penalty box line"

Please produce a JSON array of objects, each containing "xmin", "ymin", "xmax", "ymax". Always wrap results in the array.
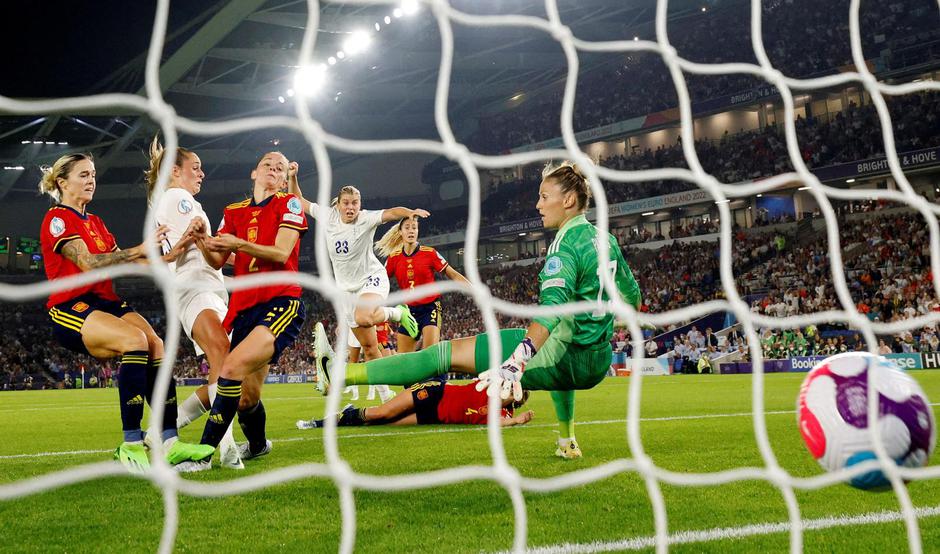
[{"xmin": 498, "ymin": 504, "xmax": 940, "ymax": 554}]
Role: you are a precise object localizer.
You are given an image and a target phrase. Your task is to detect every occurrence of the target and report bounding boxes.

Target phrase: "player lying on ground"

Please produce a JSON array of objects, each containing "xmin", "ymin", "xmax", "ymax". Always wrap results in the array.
[
  {"xmin": 38, "ymin": 153, "xmax": 213, "ymax": 472},
  {"xmin": 147, "ymin": 137, "xmax": 243, "ymax": 469},
  {"xmin": 315, "ymin": 161, "xmax": 641, "ymax": 459},
  {"xmin": 297, "ymin": 379, "xmax": 533, "ymax": 428}
]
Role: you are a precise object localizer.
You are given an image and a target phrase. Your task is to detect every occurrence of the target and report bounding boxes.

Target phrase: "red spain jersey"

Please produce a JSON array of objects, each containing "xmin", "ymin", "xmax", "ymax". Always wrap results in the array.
[
  {"xmin": 375, "ymin": 321, "xmax": 390, "ymax": 345},
  {"xmin": 218, "ymin": 192, "xmax": 308, "ymax": 330},
  {"xmin": 437, "ymin": 382, "xmax": 510, "ymax": 425},
  {"xmin": 40, "ymin": 205, "xmax": 120, "ymax": 309},
  {"xmin": 385, "ymin": 245, "xmax": 448, "ymax": 306}
]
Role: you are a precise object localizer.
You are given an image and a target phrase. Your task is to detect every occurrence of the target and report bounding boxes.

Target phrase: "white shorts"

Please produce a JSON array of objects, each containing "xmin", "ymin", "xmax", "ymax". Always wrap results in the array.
[
  {"xmin": 343, "ymin": 271, "xmax": 390, "ymax": 329},
  {"xmin": 347, "ymin": 327, "xmax": 361, "ymax": 349},
  {"xmin": 178, "ymin": 289, "xmax": 228, "ymax": 356}
]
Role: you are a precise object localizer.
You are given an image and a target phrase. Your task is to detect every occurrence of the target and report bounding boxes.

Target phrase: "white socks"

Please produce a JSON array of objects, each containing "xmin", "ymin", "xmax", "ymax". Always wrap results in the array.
[
  {"xmin": 367, "ymin": 385, "xmax": 392, "ymax": 402},
  {"xmin": 383, "ymin": 306, "xmax": 402, "ymax": 322},
  {"xmin": 176, "ymin": 392, "xmax": 209, "ymax": 429}
]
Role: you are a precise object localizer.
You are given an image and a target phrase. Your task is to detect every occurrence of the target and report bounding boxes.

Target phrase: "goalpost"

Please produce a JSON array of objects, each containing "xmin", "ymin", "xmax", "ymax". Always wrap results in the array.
[{"xmin": 1, "ymin": 0, "xmax": 940, "ymax": 553}]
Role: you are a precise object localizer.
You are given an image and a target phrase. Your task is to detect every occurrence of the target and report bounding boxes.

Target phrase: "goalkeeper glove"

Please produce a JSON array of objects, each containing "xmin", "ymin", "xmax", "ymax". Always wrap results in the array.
[{"xmin": 475, "ymin": 337, "xmax": 536, "ymax": 401}]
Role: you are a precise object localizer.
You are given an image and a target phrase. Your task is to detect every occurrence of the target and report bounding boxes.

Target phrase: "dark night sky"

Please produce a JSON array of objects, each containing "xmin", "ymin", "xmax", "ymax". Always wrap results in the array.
[{"xmin": 0, "ymin": 1, "xmax": 208, "ymax": 98}]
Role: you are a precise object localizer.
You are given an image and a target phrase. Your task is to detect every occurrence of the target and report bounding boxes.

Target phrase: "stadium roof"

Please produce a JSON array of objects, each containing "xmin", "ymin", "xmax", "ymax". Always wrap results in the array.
[{"xmin": 0, "ymin": 0, "xmax": 705, "ymax": 202}]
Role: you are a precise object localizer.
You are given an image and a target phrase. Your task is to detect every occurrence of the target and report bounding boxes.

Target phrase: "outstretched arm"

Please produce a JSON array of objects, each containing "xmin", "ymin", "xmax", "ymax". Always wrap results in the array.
[
  {"xmin": 61, "ymin": 225, "xmax": 182, "ymax": 270},
  {"xmin": 381, "ymin": 207, "xmax": 430, "ymax": 223},
  {"xmin": 62, "ymin": 239, "xmax": 143, "ymax": 270},
  {"xmin": 501, "ymin": 409, "xmax": 534, "ymax": 427}
]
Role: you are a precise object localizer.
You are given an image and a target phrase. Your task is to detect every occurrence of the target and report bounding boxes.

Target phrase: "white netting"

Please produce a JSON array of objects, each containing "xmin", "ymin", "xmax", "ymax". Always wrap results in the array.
[{"xmin": 2, "ymin": 0, "xmax": 940, "ymax": 552}]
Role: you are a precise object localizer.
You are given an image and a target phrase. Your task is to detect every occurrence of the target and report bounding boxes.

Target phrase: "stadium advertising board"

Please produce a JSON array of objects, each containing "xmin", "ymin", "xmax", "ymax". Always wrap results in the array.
[
  {"xmin": 790, "ymin": 353, "xmax": 923, "ymax": 372},
  {"xmin": 922, "ymin": 352, "xmax": 940, "ymax": 369},
  {"xmin": 182, "ymin": 375, "xmax": 310, "ymax": 386},
  {"xmin": 509, "ymin": 115, "xmax": 647, "ymax": 153},
  {"xmin": 719, "ymin": 359, "xmax": 793, "ymax": 374},
  {"xmin": 790, "ymin": 356, "xmax": 830, "ymax": 372},
  {"xmin": 812, "ymin": 146, "xmax": 940, "ymax": 182},
  {"xmin": 613, "ymin": 356, "xmax": 670, "ymax": 377},
  {"xmin": 263, "ymin": 374, "xmax": 309, "ymax": 384},
  {"xmin": 884, "ymin": 353, "xmax": 923, "ymax": 370}
]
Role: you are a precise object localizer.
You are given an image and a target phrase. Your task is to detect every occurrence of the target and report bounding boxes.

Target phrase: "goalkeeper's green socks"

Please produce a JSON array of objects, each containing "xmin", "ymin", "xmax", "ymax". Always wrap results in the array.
[
  {"xmin": 345, "ymin": 341, "xmax": 453, "ymax": 385},
  {"xmin": 551, "ymin": 390, "xmax": 575, "ymax": 440},
  {"xmin": 344, "ymin": 329, "xmax": 526, "ymax": 385}
]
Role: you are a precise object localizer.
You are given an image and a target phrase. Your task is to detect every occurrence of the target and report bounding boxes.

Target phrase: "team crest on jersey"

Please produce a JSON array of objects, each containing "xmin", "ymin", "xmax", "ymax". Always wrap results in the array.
[
  {"xmin": 71, "ymin": 301, "xmax": 90, "ymax": 313},
  {"xmin": 178, "ymin": 198, "xmax": 193, "ymax": 214},
  {"xmin": 545, "ymin": 256, "xmax": 563, "ymax": 276},
  {"xmin": 417, "ymin": 389, "xmax": 428, "ymax": 400},
  {"xmin": 49, "ymin": 217, "xmax": 66, "ymax": 237},
  {"xmin": 248, "ymin": 227, "xmax": 258, "ymax": 243},
  {"xmin": 287, "ymin": 197, "xmax": 302, "ymax": 215}
]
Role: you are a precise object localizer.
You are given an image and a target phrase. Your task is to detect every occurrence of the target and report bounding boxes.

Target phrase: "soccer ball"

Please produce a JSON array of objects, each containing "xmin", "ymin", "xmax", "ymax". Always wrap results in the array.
[{"xmin": 797, "ymin": 352, "xmax": 936, "ymax": 490}]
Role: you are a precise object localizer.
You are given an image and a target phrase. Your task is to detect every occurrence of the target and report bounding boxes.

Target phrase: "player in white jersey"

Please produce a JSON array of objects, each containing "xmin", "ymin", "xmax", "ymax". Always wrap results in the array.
[
  {"xmin": 146, "ymin": 137, "xmax": 243, "ymax": 469},
  {"xmin": 287, "ymin": 176, "xmax": 426, "ymax": 369}
]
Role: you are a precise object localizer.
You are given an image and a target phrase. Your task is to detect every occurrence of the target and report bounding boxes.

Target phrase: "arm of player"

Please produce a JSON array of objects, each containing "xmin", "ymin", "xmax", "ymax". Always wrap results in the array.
[
  {"xmin": 501, "ymin": 410, "xmax": 534, "ymax": 427},
  {"xmin": 191, "ymin": 218, "xmax": 230, "ymax": 270},
  {"xmin": 443, "ymin": 264, "xmax": 471, "ymax": 286},
  {"xmin": 284, "ymin": 161, "xmax": 316, "ymax": 217},
  {"xmin": 61, "ymin": 225, "xmax": 177, "ymax": 270},
  {"xmin": 208, "ymin": 227, "xmax": 300, "ymax": 264},
  {"xmin": 615, "ymin": 247, "xmax": 642, "ymax": 309},
  {"xmin": 160, "ymin": 218, "xmax": 202, "ymax": 265},
  {"xmin": 381, "ymin": 207, "xmax": 430, "ymax": 223}
]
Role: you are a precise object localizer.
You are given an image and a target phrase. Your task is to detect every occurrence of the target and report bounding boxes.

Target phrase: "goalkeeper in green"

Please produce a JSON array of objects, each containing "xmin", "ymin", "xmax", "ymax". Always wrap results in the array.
[{"xmin": 315, "ymin": 161, "xmax": 641, "ymax": 458}]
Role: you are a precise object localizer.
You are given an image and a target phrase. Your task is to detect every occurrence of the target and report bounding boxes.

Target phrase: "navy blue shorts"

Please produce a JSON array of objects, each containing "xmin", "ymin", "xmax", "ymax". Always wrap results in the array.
[
  {"xmin": 230, "ymin": 296, "xmax": 305, "ymax": 365},
  {"xmin": 398, "ymin": 299, "xmax": 442, "ymax": 335},
  {"xmin": 409, "ymin": 380, "xmax": 444, "ymax": 425},
  {"xmin": 48, "ymin": 293, "xmax": 135, "ymax": 356}
]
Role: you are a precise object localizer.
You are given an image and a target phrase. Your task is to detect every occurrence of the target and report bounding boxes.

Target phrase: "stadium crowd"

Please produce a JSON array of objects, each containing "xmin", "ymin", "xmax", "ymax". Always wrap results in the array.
[
  {"xmin": 424, "ymin": 90, "xmax": 940, "ymax": 237},
  {"xmin": 469, "ymin": 0, "xmax": 939, "ymax": 153},
  {"xmin": 3, "ymin": 206, "xmax": 940, "ymax": 389}
]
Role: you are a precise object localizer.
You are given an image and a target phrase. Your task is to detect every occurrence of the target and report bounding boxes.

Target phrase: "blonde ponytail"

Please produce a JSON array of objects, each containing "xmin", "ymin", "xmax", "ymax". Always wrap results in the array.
[
  {"xmin": 145, "ymin": 135, "xmax": 193, "ymax": 201},
  {"xmin": 375, "ymin": 221, "xmax": 406, "ymax": 258}
]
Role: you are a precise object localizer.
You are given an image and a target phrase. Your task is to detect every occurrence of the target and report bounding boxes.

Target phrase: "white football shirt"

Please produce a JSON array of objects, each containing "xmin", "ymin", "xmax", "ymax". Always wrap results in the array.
[
  {"xmin": 310, "ymin": 203, "xmax": 385, "ymax": 291},
  {"xmin": 155, "ymin": 188, "xmax": 225, "ymax": 289}
]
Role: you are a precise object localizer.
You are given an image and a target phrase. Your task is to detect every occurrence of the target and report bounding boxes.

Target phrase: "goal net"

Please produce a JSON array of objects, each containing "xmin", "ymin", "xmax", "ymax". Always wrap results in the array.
[{"xmin": 1, "ymin": 0, "xmax": 939, "ymax": 552}]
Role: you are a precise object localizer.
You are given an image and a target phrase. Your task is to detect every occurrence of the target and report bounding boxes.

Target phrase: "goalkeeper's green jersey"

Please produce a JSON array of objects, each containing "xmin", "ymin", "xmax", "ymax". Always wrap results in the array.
[{"xmin": 533, "ymin": 214, "xmax": 641, "ymax": 347}]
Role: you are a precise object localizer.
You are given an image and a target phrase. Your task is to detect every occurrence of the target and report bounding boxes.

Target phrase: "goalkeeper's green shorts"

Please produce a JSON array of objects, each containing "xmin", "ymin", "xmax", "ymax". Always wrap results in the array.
[{"xmin": 473, "ymin": 325, "xmax": 612, "ymax": 391}]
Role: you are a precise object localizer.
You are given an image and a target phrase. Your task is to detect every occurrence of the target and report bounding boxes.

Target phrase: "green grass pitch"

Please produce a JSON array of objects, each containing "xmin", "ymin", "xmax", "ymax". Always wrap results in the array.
[{"xmin": 2, "ymin": 373, "xmax": 940, "ymax": 553}]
